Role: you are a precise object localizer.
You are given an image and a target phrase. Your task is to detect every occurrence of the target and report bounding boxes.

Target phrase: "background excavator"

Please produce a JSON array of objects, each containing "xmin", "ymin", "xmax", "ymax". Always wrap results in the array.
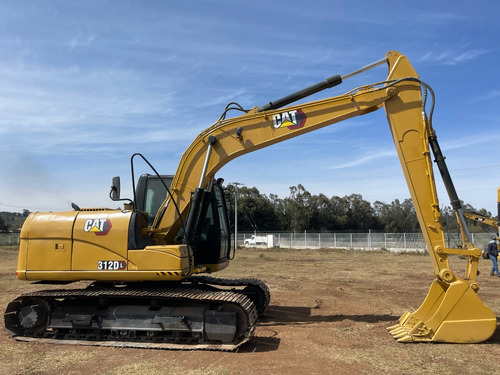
[
  {"xmin": 465, "ymin": 211, "xmax": 498, "ymax": 233},
  {"xmin": 4, "ymin": 51, "xmax": 497, "ymax": 350},
  {"xmin": 463, "ymin": 187, "xmax": 500, "ymax": 257},
  {"xmin": 463, "ymin": 186, "xmax": 500, "ymax": 237}
]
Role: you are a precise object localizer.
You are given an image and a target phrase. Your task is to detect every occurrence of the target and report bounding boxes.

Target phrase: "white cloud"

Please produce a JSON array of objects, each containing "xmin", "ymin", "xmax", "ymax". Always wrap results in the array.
[
  {"xmin": 467, "ymin": 89, "xmax": 500, "ymax": 103},
  {"xmin": 329, "ymin": 150, "xmax": 396, "ymax": 169},
  {"xmin": 420, "ymin": 48, "xmax": 490, "ymax": 65},
  {"xmin": 69, "ymin": 32, "xmax": 98, "ymax": 50}
]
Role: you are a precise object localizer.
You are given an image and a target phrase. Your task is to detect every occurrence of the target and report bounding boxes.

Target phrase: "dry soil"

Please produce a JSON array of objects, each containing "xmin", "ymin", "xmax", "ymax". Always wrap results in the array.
[{"xmin": 1, "ymin": 246, "xmax": 500, "ymax": 375}]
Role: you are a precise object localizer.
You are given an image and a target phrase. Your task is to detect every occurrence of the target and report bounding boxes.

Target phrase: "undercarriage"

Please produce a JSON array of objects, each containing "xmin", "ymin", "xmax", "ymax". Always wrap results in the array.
[{"xmin": 4, "ymin": 277, "xmax": 270, "ymax": 351}]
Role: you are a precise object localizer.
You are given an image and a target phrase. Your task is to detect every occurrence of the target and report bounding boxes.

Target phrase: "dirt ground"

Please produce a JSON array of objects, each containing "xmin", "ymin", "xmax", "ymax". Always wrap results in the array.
[{"xmin": 1, "ymin": 245, "xmax": 500, "ymax": 375}]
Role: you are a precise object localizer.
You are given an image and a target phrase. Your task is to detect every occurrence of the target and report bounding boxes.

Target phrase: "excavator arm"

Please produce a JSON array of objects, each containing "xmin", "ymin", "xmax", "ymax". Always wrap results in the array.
[{"xmin": 153, "ymin": 51, "xmax": 496, "ymax": 343}]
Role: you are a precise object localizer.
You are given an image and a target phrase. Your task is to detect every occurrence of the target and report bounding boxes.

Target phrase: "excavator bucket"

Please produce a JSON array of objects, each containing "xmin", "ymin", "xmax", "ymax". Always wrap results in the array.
[{"xmin": 388, "ymin": 279, "xmax": 497, "ymax": 343}]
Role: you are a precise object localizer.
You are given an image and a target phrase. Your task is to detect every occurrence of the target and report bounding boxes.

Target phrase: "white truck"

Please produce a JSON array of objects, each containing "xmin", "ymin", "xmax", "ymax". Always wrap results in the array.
[{"xmin": 244, "ymin": 234, "xmax": 268, "ymax": 246}]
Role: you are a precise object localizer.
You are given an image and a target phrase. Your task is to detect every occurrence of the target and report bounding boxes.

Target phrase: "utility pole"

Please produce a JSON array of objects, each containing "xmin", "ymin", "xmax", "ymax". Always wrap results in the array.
[{"xmin": 231, "ymin": 182, "xmax": 245, "ymax": 251}]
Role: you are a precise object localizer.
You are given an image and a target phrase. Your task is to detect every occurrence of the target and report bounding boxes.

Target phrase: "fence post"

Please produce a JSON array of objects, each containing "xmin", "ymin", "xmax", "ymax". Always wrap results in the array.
[
  {"xmin": 404, "ymin": 232, "xmax": 407, "ymax": 251},
  {"xmin": 368, "ymin": 229, "xmax": 371, "ymax": 250},
  {"xmin": 350, "ymin": 233, "xmax": 353, "ymax": 249},
  {"xmin": 319, "ymin": 233, "xmax": 321, "ymax": 249},
  {"xmin": 305, "ymin": 230, "xmax": 307, "ymax": 248}
]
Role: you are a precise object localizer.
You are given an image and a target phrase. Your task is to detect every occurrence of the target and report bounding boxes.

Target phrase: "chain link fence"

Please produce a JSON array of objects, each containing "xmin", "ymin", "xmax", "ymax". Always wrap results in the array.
[
  {"xmin": 239, "ymin": 231, "xmax": 496, "ymax": 253},
  {"xmin": 0, "ymin": 233, "xmax": 20, "ymax": 246}
]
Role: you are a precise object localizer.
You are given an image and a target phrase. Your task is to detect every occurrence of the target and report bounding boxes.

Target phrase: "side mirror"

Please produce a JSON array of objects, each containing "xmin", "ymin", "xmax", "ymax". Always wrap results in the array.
[{"xmin": 110, "ymin": 176, "xmax": 121, "ymax": 201}]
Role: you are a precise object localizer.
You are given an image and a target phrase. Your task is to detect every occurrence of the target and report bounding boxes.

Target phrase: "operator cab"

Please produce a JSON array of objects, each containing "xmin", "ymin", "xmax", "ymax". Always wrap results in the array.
[
  {"xmin": 110, "ymin": 174, "xmax": 231, "ymax": 265},
  {"xmin": 135, "ymin": 174, "xmax": 174, "ymax": 226}
]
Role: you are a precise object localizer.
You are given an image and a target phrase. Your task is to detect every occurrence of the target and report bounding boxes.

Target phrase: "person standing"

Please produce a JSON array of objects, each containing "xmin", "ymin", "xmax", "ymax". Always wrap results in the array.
[{"xmin": 487, "ymin": 235, "xmax": 500, "ymax": 276}]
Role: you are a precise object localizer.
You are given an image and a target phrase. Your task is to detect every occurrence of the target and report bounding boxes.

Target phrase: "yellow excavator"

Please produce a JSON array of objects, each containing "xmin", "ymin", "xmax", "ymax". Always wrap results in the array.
[{"xmin": 4, "ymin": 51, "xmax": 497, "ymax": 350}]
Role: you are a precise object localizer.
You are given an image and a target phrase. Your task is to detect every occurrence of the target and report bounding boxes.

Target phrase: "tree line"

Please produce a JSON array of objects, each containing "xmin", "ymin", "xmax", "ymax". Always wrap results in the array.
[
  {"xmin": 0, "ymin": 210, "xmax": 30, "ymax": 232},
  {"xmin": 0, "ymin": 185, "xmax": 495, "ymax": 235},
  {"xmin": 224, "ymin": 184, "xmax": 496, "ymax": 234}
]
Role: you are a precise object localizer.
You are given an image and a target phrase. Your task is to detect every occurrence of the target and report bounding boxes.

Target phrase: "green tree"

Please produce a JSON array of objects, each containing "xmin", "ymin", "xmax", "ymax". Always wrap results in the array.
[
  {"xmin": 0, "ymin": 215, "xmax": 9, "ymax": 232},
  {"xmin": 329, "ymin": 195, "xmax": 350, "ymax": 230},
  {"xmin": 226, "ymin": 185, "xmax": 279, "ymax": 232},
  {"xmin": 374, "ymin": 199, "xmax": 419, "ymax": 232},
  {"xmin": 268, "ymin": 193, "xmax": 287, "ymax": 231},
  {"xmin": 283, "ymin": 185, "xmax": 313, "ymax": 232},
  {"xmin": 309, "ymin": 193, "xmax": 334, "ymax": 231},
  {"xmin": 345, "ymin": 194, "xmax": 379, "ymax": 231}
]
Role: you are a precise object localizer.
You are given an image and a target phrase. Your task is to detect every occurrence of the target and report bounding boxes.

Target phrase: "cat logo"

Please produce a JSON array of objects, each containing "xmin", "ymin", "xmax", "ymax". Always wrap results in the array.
[
  {"xmin": 272, "ymin": 109, "xmax": 306, "ymax": 130},
  {"xmin": 83, "ymin": 218, "xmax": 112, "ymax": 236}
]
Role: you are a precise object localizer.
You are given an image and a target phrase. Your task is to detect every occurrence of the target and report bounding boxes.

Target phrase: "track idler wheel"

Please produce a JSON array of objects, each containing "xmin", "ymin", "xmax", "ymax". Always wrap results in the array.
[
  {"xmin": 204, "ymin": 303, "xmax": 250, "ymax": 344},
  {"xmin": 4, "ymin": 298, "xmax": 50, "ymax": 336},
  {"xmin": 242, "ymin": 285, "xmax": 268, "ymax": 317},
  {"xmin": 220, "ymin": 303, "xmax": 249, "ymax": 340}
]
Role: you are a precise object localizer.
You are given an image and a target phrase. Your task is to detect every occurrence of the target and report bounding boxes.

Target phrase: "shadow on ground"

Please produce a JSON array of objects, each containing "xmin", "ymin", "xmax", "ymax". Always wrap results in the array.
[
  {"xmin": 238, "ymin": 305, "xmax": 400, "ymax": 353},
  {"xmin": 260, "ymin": 305, "xmax": 398, "ymax": 326}
]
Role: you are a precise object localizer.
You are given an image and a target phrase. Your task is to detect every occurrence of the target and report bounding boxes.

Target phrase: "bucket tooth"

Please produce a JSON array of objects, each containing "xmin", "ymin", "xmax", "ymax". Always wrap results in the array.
[
  {"xmin": 391, "ymin": 327, "xmax": 405, "ymax": 334},
  {"xmin": 396, "ymin": 335, "xmax": 414, "ymax": 343},
  {"xmin": 393, "ymin": 330, "xmax": 410, "ymax": 340},
  {"xmin": 388, "ymin": 279, "xmax": 496, "ymax": 343},
  {"xmin": 386, "ymin": 324, "xmax": 401, "ymax": 331},
  {"xmin": 389, "ymin": 328, "xmax": 405, "ymax": 336}
]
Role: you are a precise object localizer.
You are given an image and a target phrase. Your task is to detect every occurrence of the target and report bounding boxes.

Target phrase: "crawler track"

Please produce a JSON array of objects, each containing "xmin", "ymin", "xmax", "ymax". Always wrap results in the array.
[
  {"xmin": 186, "ymin": 276, "xmax": 271, "ymax": 316},
  {"xmin": 5, "ymin": 283, "xmax": 259, "ymax": 351}
]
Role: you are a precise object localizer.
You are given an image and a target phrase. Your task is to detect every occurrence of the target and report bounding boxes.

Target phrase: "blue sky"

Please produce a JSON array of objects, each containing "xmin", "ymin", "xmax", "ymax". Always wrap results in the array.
[{"xmin": 1, "ymin": 0, "xmax": 499, "ymax": 217}]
